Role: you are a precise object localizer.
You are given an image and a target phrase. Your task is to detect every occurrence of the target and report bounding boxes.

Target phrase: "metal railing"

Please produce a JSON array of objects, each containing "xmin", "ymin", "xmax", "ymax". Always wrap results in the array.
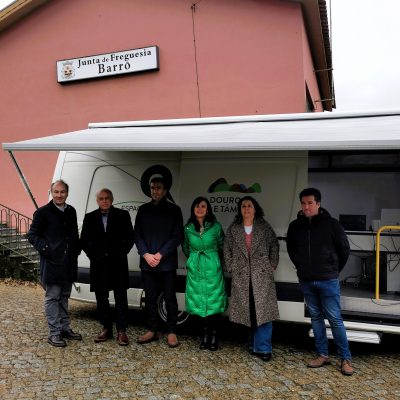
[
  {"xmin": 375, "ymin": 225, "xmax": 400, "ymax": 300},
  {"xmin": 0, "ymin": 203, "xmax": 37, "ymax": 262}
]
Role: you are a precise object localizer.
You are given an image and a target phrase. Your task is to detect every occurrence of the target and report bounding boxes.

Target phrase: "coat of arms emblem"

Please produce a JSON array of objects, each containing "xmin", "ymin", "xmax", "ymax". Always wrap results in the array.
[{"xmin": 61, "ymin": 61, "xmax": 75, "ymax": 79}]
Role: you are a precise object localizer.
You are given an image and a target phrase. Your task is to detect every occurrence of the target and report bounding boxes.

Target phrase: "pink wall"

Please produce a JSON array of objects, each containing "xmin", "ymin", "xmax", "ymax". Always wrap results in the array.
[
  {"xmin": 0, "ymin": 0, "xmax": 321, "ymax": 217},
  {"xmin": 301, "ymin": 20, "xmax": 323, "ymax": 112},
  {"xmin": 194, "ymin": 0, "xmax": 307, "ymax": 116}
]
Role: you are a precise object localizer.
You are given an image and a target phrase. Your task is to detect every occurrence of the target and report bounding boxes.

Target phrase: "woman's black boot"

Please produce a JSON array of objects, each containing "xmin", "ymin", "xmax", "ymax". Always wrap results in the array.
[
  {"xmin": 209, "ymin": 330, "xmax": 219, "ymax": 351},
  {"xmin": 199, "ymin": 328, "xmax": 209, "ymax": 350}
]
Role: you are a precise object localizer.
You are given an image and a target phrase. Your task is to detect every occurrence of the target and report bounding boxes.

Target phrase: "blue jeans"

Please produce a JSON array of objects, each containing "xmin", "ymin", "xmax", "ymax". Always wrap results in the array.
[
  {"xmin": 249, "ymin": 322, "xmax": 273, "ymax": 354},
  {"xmin": 300, "ymin": 278, "xmax": 352, "ymax": 360}
]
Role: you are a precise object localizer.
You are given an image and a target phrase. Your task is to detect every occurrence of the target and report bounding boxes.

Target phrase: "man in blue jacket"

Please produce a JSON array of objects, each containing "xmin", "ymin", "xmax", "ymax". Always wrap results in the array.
[
  {"xmin": 286, "ymin": 188, "xmax": 353, "ymax": 376},
  {"xmin": 28, "ymin": 180, "xmax": 81, "ymax": 347},
  {"xmin": 134, "ymin": 177, "xmax": 183, "ymax": 347}
]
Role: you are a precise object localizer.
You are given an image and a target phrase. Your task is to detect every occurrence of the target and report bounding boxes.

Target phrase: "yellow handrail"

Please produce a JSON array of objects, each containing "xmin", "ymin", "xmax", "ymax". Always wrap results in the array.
[{"xmin": 375, "ymin": 225, "xmax": 400, "ymax": 299}]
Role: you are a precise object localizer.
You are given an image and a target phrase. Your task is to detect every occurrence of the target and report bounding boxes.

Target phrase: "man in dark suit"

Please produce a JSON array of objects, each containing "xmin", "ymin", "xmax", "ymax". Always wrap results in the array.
[
  {"xmin": 28, "ymin": 179, "xmax": 82, "ymax": 347},
  {"xmin": 134, "ymin": 177, "xmax": 184, "ymax": 348},
  {"xmin": 80, "ymin": 188, "xmax": 134, "ymax": 346}
]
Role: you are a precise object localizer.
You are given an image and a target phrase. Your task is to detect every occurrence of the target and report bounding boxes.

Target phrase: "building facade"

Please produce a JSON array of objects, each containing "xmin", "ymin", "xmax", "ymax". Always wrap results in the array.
[{"xmin": 0, "ymin": 0, "xmax": 332, "ymax": 216}]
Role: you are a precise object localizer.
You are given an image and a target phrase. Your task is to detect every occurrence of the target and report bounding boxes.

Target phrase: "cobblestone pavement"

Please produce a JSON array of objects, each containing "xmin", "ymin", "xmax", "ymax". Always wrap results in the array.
[{"xmin": 1, "ymin": 280, "xmax": 400, "ymax": 400}]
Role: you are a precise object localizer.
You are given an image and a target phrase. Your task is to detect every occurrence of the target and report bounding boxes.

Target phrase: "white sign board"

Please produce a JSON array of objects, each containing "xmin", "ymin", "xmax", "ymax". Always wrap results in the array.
[{"xmin": 56, "ymin": 45, "xmax": 159, "ymax": 83}]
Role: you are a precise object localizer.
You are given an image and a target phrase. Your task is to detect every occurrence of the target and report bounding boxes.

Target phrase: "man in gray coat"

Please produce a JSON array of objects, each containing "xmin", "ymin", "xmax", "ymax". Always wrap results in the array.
[{"xmin": 28, "ymin": 180, "xmax": 81, "ymax": 347}]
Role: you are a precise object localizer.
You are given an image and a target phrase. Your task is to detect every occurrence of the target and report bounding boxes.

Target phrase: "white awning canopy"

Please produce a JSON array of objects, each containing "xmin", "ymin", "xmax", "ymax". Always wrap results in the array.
[{"xmin": 3, "ymin": 110, "xmax": 400, "ymax": 152}]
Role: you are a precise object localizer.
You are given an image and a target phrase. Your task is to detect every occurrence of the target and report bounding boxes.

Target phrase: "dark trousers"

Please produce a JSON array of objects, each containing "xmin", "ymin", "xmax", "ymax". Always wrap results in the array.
[
  {"xmin": 201, "ymin": 314, "xmax": 220, "ymax": 332},
  {"xmin": 142, "ymin": 270, "xmax": 178, "ymax": 334},
  {"xmin": 95, "ymin": 288, "xmax": 128, "ymax": 332}
]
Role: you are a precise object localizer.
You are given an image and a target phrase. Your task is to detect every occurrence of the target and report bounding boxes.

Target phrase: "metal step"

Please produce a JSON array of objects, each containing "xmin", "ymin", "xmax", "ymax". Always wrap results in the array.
[
  {"xmin": 21, "ymin": 260, "xmax": 39, "ymax": 265},
  {"xmin": 0, "ymin": 236, "xmax": 29, "ymax": 243},
  {"xmin": 0, "ymin": 205, "xmax": 35, "ymax": 269},
  {"xmin": 0, "ymin": 228, "xmax": 17, "ymax": 236},
  {"xmin": 341, "ymin": 295, "xmax": 400, "ymax": 316},
  {"xmin": 9, "ymin": 250, "xmax": 39, "ymax": 259},
  {"xmin": 309, "ymin": 328, "xmax": 382, "ymax": 344},
  {"xmin": 0, "ymin": 240, "xmax": 31, "ymax": 250}
]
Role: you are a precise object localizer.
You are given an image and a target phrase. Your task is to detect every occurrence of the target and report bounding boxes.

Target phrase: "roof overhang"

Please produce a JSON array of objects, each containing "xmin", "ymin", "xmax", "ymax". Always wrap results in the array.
[
  {"xmin": 3, "ymin": 111, "xmax": 400, "ymax": 152},
  {"xmin": 295, "ymin": 0, "xmax": 334, "ymax": 111},
  {"xmin": 0, "ymin": 0, "xmax": 49, "ymax": 33}
]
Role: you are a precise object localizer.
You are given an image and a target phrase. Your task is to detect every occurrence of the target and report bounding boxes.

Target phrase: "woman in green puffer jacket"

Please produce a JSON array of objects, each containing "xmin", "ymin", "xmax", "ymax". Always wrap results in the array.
[{"xmin": 182, "ymin": 196, "xmax": 227, "ymax": 351}]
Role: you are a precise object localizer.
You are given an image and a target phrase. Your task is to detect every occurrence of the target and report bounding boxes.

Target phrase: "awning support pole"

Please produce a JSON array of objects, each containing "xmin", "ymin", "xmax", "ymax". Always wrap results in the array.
[{"xmin": 8, "ymin": 151, "xmax": 39, "ymax": 210}]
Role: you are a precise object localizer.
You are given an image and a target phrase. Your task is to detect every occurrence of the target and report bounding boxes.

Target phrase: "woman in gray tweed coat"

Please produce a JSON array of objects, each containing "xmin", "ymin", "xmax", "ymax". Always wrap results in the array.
[{"xmin": 224, "ymin": 196, "xmax": 279, "ymax": 361}]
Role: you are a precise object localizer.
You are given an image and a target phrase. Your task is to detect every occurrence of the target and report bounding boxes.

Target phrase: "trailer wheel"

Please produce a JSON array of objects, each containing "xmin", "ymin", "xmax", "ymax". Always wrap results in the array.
[{"xmin": 157, "ymin": 293, "xmax": 190, "ymax": 326}]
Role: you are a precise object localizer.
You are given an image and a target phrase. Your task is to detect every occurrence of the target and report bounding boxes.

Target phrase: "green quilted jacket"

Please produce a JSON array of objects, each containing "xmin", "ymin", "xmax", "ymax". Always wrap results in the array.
[{"xmin": 182, "ymin": 221, "xmax": 228, "ymax": 317}]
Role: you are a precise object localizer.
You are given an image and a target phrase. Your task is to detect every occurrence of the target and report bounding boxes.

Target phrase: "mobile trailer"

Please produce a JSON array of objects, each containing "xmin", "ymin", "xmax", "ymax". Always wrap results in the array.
[{"xmin": 3, "ymin": 110, "xmax": 400, "ymax": 343}]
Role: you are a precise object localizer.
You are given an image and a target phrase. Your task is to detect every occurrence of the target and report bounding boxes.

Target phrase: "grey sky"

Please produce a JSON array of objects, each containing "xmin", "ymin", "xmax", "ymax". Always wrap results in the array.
[
  {"xmin": 330, "ymin": 0, "xmax": 400, "ymax": 112},
  {"xmin": 0, "ymin": 0, "xmax": 13, "ymax": 12},
  {"xmin": 1, "ymin": 0, "xmax": 399, "ymax": 112}
]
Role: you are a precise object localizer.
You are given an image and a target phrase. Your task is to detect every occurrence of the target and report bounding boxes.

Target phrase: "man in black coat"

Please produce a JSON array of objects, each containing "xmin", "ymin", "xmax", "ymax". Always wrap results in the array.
[
  {"xmin": 28, "ymin": 180, "xmax": 82, "ymax": 347},
  {"xmin": 286, "ymin": 187, "xmax": 353, "ymax": 376},
  {"xmin": 134, "ymin": 177, "xmax": 183, "ymax": 347},
  {"xmin": 80, "ymin": 188, "xmax": 134, "ymax": 345}
]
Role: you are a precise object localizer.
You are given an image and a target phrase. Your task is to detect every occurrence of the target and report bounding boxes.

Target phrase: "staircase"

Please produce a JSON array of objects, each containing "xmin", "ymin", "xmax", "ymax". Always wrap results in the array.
[{"xmin": 0, "ymin": 204, "xmax": 39, "ymax": 281}]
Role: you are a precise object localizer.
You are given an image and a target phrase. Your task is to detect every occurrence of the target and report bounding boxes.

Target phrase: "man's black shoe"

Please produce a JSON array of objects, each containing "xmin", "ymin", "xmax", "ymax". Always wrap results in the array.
[
  {"xmin": 48, "ymin": 334, "xmax": 67, "ymax": 347},
  {"xmin": 61, "ymin": 329, "xmax": 82, "ymax": 340}
]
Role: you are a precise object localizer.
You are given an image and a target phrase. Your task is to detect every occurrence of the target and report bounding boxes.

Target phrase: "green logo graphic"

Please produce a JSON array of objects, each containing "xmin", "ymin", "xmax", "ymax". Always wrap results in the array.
[{"xmin": 208, "ymin": 178, "xmax": 261, "ymax": 193}]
